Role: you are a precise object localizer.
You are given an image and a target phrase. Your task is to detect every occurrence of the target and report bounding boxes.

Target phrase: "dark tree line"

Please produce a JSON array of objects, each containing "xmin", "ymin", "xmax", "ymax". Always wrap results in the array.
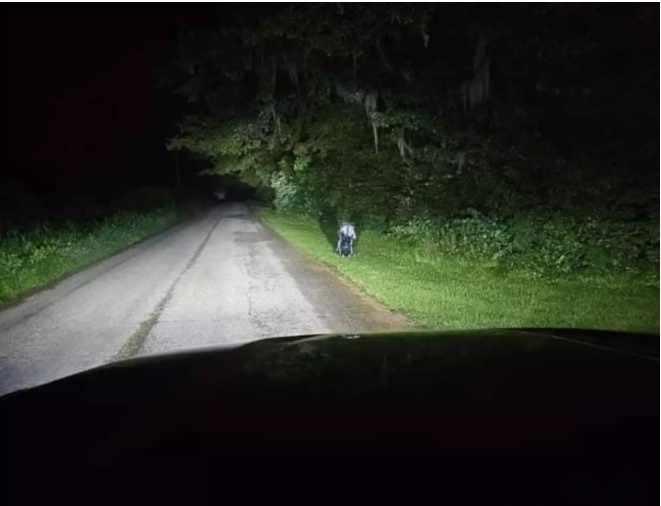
[{"xmin": 165, "ymin": 3, "xmax": 658, "ymax": 275}]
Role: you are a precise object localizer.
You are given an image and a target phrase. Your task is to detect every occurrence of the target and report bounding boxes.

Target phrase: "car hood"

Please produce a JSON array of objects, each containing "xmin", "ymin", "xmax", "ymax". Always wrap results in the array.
[
  {"xmin": 2, "ymin": 327, "xmax": 657, "ymax": 407},
  {"xmin": 2, "ymin": 327, "xmax": 658, "ymax": 504}
]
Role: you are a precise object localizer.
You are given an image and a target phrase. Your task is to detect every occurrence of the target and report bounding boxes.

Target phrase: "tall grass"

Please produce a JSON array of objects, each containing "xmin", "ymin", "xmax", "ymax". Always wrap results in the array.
[
  {"xmin": 0, "ymin": 206, "xmax": 183, "ymax": 305},
  {"xmin": 259, "ymin": 208, "xmax": 659, "ymax": 333}
]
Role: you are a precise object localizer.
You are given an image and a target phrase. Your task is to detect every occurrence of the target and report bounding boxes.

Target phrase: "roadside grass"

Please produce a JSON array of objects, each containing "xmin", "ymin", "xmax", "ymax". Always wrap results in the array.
[
  {"xmin": 258, "ymin": 208, "xmax": 659, "ymax": 333},
  {"xmin": 0, "ymin": 206, "xmax": 186, "ymax": 306}
]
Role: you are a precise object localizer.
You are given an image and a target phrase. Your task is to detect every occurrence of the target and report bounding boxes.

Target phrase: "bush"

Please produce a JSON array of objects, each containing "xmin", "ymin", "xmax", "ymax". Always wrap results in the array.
[
  {"xmin": 271, "ymin": 174, "xmax": 309, "ymax": 215},
  {"xmin": 386, "ymin": 210, "xmax": 658, "ymax": 279}
]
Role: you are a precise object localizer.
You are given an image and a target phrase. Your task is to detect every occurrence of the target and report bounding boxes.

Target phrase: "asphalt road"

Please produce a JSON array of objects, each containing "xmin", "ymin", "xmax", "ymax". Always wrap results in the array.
[{"xmin": 0, "ymin": 202, "xmax": 409, "ymax": 395}]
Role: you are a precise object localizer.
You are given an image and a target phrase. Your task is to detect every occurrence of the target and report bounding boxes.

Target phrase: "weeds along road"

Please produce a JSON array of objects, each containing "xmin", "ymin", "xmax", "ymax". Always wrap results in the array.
[{"xmin": 0, "ymin": 202, "xmax": 408, "ymax": 395}]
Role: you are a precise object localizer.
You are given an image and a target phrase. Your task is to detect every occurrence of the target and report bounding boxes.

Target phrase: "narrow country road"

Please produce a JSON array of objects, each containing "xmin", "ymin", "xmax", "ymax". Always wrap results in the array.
[{"xmin": 0, "ymin": 202, "xmax": 409, "ymax": 395}]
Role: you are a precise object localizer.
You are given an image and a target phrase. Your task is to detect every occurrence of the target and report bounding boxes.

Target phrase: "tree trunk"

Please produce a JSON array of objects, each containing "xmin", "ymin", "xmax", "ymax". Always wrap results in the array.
[{"xmin": 372, "ymin": 120, "xmax": 379, "ymax": 155}]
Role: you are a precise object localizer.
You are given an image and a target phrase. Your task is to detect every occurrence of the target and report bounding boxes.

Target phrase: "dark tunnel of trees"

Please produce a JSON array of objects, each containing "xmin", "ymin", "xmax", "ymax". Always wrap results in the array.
[{"xmin": 165, "ymin": 3, "xmax": 658, "ymax": 278}]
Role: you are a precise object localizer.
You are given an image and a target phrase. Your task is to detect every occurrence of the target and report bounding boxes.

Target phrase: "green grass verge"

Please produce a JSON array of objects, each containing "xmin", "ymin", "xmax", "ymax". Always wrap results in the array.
[
  {"xmin": 258, "ymin": 208, "xmax": 659, "ymax": 333},
  {"xmin": 0, "ymin": 206, "xmax": 187, "ymax": 306}
]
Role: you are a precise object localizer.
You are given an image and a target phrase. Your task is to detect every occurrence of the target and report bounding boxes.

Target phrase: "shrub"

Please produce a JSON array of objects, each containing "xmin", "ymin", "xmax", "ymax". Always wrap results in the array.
[
  {"xmin": 271, "ymin": 174, "xmax": 310, "ymax": 215},
  {"xmin": 386, "ymin": 210, "xmax": 658, "ymax": 279}
]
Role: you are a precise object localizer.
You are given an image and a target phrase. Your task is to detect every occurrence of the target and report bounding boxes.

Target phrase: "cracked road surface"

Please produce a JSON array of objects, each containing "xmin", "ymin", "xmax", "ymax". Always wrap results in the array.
[{"xmin": 0, "ymin": 202, "xmax": 409, "ymax": 395}]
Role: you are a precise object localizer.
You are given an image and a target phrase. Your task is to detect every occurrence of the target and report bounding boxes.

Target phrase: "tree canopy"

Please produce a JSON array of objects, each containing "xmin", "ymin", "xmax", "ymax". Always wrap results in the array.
[{"xmin": 166, "ymin": 3, "xmax": 658, "ymax": 224}]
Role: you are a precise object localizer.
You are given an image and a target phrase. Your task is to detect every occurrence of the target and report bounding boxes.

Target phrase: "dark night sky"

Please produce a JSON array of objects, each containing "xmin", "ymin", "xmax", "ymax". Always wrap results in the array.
[{"xmin": 1, "ymin": 5, "xmax": 212, "ymax": 197}]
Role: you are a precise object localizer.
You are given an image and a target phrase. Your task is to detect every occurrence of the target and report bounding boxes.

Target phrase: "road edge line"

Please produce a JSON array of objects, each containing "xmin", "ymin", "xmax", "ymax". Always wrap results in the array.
[{"xmin": 112, "ymin": 210, "xmax": 224, "ymax": 361}]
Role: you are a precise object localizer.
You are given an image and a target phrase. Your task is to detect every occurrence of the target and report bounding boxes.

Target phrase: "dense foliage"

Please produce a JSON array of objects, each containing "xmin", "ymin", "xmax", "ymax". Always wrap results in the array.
[
  {"xmin": 166, "ymin": 4, "xmax": 658, "ymax": 277},
  {"xmin": 0, "ymin": 190, "xmax": 202, "ymax": 305}
]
